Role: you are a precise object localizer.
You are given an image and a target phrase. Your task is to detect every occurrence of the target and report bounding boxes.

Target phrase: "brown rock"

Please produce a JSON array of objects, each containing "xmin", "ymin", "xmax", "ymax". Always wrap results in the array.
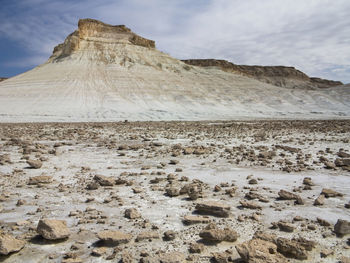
[
  {"xmin": 97, "ymin": 230, "xmax": 132, "ymax": 245},
  {"xmin": 0, "ymin": 234, "xmax": 26, "ymax": 255},
  {"xmin": 158, "ymin": 252, "xmax": 185, "ymax": 263},
  {"xmin": 94, "ymin": 174, "xmax": 114, "ymax": 186},
  {"xmin": 239, "ymin": 200, "xmax": 262, "ymax": 209},
  {"xmin": 236, "ymin": 238, "xmax": 287, "ymax": 263},
  {"xmin": 124, "ymin": 208, "xmax": 141, "ymax": 219},
  {"xmin": 136, "ymin": 231, "xmax": 159, "ymax": 242},
  {"xmin": 182, "ymin": 215, "xmax": 211, "ymax": 225},
  {"xmin": 334, "ymin": 219, "xmax": 350, "ymax": 236},
  {"xmin": 37, "ymin": 219, "xmax": 70, "ymax": 240},
  {"xmin": 163, "ymin": 230, "xmax": 176, "ymax": 241},
  {"xmin": 189, "ymin": 242, "xmax": 204, "ymax": 253},
  {"xmin": 314, "ymin": 194, "xmax": 325, "ymax": 206},
  {"xmin": 321, "ymin": 188, "xmax": 343, "ymax": 198},
  {"xmin": 27, "ymin": 159, "xmax": 42, "ymax": 169},
  {"xmin": 28, "ymin": 175, "xmax": 52, "ymax": 185},
  {"xmin": 199, "ymin": 223, "xmax": 239, "ymax": 242},
  {"xmin": 276, "ymin": 237, "xmax": 308, "ymax": 260},
  {"xmin": 195, "ymin": 201, "xmax": 230, "ymax": 217},
  {"xmin": 278, "ymin": 190, "xmax": 303, "ymax": 204}
]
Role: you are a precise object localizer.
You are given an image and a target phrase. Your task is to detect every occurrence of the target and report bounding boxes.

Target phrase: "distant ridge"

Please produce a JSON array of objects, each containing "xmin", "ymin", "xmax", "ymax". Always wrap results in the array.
[{"xmin": 182, "ymin": 59, "xmax": 343, "ymax": 89}]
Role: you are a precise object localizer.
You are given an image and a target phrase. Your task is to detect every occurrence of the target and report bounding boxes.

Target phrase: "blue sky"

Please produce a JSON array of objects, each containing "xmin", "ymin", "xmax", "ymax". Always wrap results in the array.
[{"xmin": 1, "ymin": 0, "xmax": 350, "ymax": 83}]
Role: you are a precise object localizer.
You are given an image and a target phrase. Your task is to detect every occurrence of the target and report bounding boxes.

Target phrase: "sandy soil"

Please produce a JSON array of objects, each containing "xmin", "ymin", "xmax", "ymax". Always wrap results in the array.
[{"xmin": 0, "ymin": 120, "xmax": 349, "ymax": 262}]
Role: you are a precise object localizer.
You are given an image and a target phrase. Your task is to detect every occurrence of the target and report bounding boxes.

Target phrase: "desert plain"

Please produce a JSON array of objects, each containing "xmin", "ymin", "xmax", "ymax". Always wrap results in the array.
[{"xmin": 0, "ymin": 120, "xmax": 349, "ymax": 262}]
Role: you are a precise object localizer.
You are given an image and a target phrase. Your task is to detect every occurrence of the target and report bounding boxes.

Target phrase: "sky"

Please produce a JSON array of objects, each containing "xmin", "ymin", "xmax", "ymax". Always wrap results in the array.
[{"xmin": 0, "ymin": 0, "xmax": 349, "ymax": 83}]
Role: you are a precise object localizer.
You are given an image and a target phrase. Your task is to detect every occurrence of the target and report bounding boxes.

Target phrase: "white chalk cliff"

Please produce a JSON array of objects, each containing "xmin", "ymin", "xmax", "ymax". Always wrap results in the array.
[{"xmin": 0, "ymin": 18, "xmax": 349, "ymax": 122}]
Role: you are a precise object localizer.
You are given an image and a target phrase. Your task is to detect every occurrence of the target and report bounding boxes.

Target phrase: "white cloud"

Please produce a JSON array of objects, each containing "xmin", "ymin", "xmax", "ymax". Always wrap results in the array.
[{"xmin": 1, "ymin": 0, "xmax": 349, "ymax": 83}]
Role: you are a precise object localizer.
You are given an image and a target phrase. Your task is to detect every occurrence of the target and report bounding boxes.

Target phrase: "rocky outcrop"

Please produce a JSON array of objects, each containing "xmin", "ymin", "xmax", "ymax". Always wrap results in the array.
[
  {"xmin": 0, "ymin": 78, "xmax": 7, "ymax": 82},
  {"xmin": 182, "ymin": 59, "xmax": 343, "ymax": 89},
  {"xmin": 50, "ymin": 18, "xmax": 155, "ymax": 61}
]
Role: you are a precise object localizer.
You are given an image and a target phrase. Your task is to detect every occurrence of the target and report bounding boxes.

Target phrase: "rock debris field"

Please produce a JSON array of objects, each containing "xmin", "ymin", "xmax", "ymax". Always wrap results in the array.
[{"xmin": 0, "ymin": 120, "xmax": 349, "ymax": 263}]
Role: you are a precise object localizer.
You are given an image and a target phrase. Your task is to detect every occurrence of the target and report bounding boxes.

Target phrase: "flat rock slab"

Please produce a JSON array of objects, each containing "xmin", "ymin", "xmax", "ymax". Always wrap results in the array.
[
  {"xmin": 97, "ymin": 230, "xmax": 132, "ymax": 246},
  {"xmin": 0, "ymin": 234, "xmax": 26, "ymax": 255},
  {"xmin": 182, "ymin": 215, "xmax": 211, "ymax": 225},
  {"xmin": 28, "ymin": 175, "xmax": 52, "ymax": 185},
  {"xmin": 195, "ymin": 201, "xmax": 230, "ymax": 217}
]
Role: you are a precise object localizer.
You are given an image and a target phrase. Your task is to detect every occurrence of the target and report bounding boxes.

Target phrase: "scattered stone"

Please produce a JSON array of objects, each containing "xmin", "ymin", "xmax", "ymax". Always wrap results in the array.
[
  {"xmin": 276, "ymin": 237, "xmax": 308, "ymax": 260},
  {"xmin": 236, "ymin": 238, "xmax": 287, "ymax": 263},
  {"xmin": 91, "ymin": 247, "xmax": 107, "ymax": 257},
  {"xmin": 28, "ymin": 175, "xmax": 53, "ymax": 185},
  {"xmin": 321, "ymin": 188, "xmax": 343, "ymax": 198},
  {"xmin": 278, "ymin": 190, "xmax": 303, "ymax": 204},
  {"xmin": 124, "ymin": 208, "xmax": 141, "ymax": 219},
  {"xmin": 334, "ymin": 219, "xmax": 350, "ymax": 236},
  {"xmin": 136, "ymin": 231, "xmax": 159, "ymax": 242},
  {"xmin": 183, "ymin": 215, "xmax": 211, "ymax": 225},
  {"xmin": 239, "ymin": 200, "xmax": 262, "ymax": 209},
  {"xmin": 37, "ymin": 219, "xmax": 70, "ymax": 240},
  {"xmin": 27, "ymin": 159, "xmax": 42, "ymax": 169},
  {"xmin": 199, "ymin": 223, "xmax": 239, "ymax": 242},
  {"xmin": 158, "ymin": 251, "xmax": 185, "ymax": 263},
  {"xmin": 314, "ymin": 194, "xmax": 325, "ymax": 206},
  {"xmin": 163, "ymin": 230, "xmax": 176, "ymax": 241},
  {"xmin": 166, "ymin": 187, "xmax": 180, "ymax": 197},
  {"xmin": 97, "ymin": 230, "xmax": 132, "ymax": 246},
  {"xmin": 189, "ymin": 242, "xmax": 204, "ymax": 253},
  {"xmin": 277, "ymin": 221, "xmax": 295, "ymax": 232},
  {"xmin": 0, "ymin": 234, "xmax": 26, "ymax": 255},
  {"xmin": 94, "ymin": 174, "xmax": 114, "ymax": 186},
  {"xmin": 195, "ymin": 201, "xmax": 230, "ymax": 217}
]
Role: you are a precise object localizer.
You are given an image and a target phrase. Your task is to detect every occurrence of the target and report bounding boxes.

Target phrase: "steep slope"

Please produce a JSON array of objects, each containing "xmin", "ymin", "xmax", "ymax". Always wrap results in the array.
[
  {"xmin": 182, "ymin": 59, "xmax": 343, "ymax": 89},
  {"xmin": 0, "ymin": 19, "xmax": 349, "ymax": 122},
  {"xmin": 0, "ymin": 78, "xmax": 8, "ymax": 82}
]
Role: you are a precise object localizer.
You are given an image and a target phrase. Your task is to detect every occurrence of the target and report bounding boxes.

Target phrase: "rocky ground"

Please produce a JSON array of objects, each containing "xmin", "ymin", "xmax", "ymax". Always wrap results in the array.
[{"xmin": 0, "ymin": 120, "xmax": 349, "ymax": 263}]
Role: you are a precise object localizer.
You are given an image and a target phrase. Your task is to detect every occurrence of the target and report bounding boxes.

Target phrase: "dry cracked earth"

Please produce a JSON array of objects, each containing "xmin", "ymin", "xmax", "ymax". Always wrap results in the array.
[{"xmin": 0, "ymin": 120, "xmax": 349, "ymax": 263}]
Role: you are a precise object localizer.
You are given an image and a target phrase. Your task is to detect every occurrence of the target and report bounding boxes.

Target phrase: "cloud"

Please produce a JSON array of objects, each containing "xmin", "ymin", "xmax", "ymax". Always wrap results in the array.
[{"xmin": 0, "ymin": 0, "xmax": 349, "ymax": 83}]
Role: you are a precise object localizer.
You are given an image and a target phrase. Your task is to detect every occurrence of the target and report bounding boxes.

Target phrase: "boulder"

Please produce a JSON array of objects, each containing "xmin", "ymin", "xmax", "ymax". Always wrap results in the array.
[
  {"xmin": 0, "ymin": 234, "xmax": 26, "ymax": 255},
  {"xmin": 37, "ymin": 219, "xmax": 70, "ymax": 240}
]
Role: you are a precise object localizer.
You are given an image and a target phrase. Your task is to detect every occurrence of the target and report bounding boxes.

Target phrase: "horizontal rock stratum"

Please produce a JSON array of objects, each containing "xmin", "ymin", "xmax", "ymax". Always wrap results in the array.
[{"xmin": 0, "ymin": 18, "xmax": 349, "ymax": 122}]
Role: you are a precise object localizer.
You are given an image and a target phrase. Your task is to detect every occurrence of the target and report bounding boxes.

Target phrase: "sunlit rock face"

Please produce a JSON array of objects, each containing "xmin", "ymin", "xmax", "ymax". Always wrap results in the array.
[{"xmin": 0, "ymin": 18, "xmax": 349, "ymax": 122}]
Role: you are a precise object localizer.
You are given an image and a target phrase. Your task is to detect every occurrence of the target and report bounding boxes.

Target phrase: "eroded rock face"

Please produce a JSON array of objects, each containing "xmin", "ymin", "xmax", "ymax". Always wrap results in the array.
[
  {"xmin": 182, "ymin": 59, "xmax": 343, "ymax": 89},
  {"xmin": 37, "ymin": 219, "xmax": 70, "ymax": 240},
  {"xmin": 50, "ymin": 18, "xmax": 155, "ymax": 61},
  {"xmin": 0, "ymin": 234, "xmax": 26, "ymax": 255}
]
